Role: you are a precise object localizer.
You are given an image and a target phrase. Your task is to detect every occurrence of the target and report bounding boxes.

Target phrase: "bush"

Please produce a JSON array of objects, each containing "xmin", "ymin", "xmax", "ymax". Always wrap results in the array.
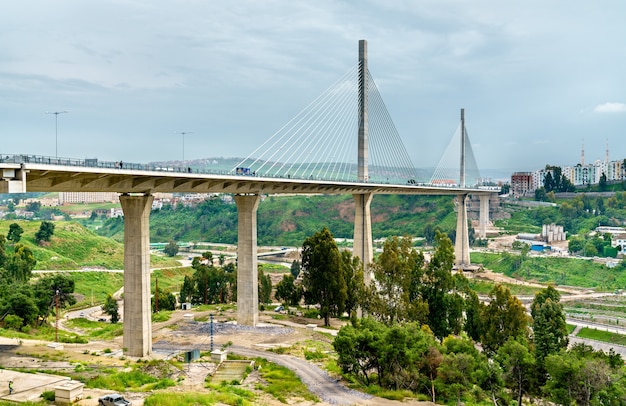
[
  {"xmin": 41, "ymin": 390, "xmax": 55, "ymax": 401},
  {"xmin": 3, "ymin": 314, "xmax": 24, "ymax": 330}
]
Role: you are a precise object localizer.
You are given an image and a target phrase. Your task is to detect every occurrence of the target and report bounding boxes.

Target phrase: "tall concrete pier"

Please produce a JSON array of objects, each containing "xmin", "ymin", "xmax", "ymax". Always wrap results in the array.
[
  {"xmin": 354, "ymin": 39, "xmax": 374, "ymax": 274},
  {"xmin": 478, "ymin": 195, "xmax": 490, "ymax": 239},
  {"xmin": 120, "ymin": 194, "xmax": 154, "ymax": 357},
  {"xmin": 234, "ymin": 194, "xmax": 261, "ymax": 326},
  {"xmin": 353, "ymin": 192, "xmax": 373, "ymax": 282},
  {"xmin": 454, "ymin": 109, "xmax": 471, "ymax": 268}
]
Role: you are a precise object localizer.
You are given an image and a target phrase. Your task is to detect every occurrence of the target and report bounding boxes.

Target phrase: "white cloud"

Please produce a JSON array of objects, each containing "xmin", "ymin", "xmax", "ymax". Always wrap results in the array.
[{"xmin": 593, "ymin": 102, "xmax": 626, "ymax": 113}]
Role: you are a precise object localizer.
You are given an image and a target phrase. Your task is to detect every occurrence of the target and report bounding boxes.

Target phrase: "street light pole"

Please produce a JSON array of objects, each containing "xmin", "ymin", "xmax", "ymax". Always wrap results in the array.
[
  {"xmin": 176, "ymin": 131, "xmax": 192, "ymax": 167},
  {"xmin": 46, "ymin": 111, "xmax": 68, "ymax": 158}
]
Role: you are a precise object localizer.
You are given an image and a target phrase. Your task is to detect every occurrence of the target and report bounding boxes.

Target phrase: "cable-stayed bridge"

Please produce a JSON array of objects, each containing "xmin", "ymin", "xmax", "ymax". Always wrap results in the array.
[{"xmin": 0, "ymin": 40, "xmax": 496, "ymax": 358}]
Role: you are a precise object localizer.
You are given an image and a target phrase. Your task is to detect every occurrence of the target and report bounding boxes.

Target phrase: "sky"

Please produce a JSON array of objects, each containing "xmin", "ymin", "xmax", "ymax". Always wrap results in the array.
[{"xmin": 1, "ymin": 1, "xmax": 625, "ymax": 178}]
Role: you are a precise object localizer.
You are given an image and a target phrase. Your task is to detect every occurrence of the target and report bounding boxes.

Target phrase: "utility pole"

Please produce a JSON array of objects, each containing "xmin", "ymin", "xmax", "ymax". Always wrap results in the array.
[
  {"xmin": 176, "ymin": 131, "xmax": 192, "ymax": 167},
  {"xmin": 55, "ymin": 289, "xmax": 60, "ymax": 342},
  {"xmin": 155, "ymin": 276, "xmax": 159, "ymax": 313},
  {"xmin": 46, "ymin": 111, "xmax": 68, "ymax": 158}
]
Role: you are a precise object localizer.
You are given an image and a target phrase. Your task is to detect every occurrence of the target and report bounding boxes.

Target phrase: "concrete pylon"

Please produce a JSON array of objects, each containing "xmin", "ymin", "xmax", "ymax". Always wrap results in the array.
[
  {"xmin": 353, "ymin": 193, "xmax": 373, "ymax": 284},
  {"xmin": 357, "ymin": 39, "xmax": 368, "ymax": 183},
  {"xmin": 234, "ymin": 194, "xmax": 261, "ymax": 326},
  {"xmin": 478, "ymin": 195, "xmax": 490, "ymax": 239},
  {"xmin": 119, "ymin": 193, "xmax": 154, "ymax": 357},
  {"xmin": 454, "ymin": 193, "xmax": 471, "ymax": 268}
]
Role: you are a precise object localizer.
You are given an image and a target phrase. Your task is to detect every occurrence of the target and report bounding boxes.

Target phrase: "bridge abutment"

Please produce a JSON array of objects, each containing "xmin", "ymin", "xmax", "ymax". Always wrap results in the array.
[
  {"xmin": 119, "ymin": 193, "xmax": 154, "ymax": 358},
  {"xmin": 454, "ymin": 193, "xmax": 471, "ymax": 268},
  {"xmin": 353, "ymin": 193, "xmax": 373, "ymax": 284},
  {"xmin": 234, "ymin": 194, "xmax": 261, "ymax": 326}
]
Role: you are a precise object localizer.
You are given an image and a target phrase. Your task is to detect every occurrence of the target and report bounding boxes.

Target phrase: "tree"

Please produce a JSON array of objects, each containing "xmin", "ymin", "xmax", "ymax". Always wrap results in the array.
[
  {"xmin": 419, "ymin": 231, "xmax": 465, "ymax": 339},
  {"xmin": 163, "ymin": 240, "xmax": 179, "ymax": 257},
  {"xmin": 7, "ymin": 223, "xmax": 23, "ymax": 243},
  {"xmin": 179, "ymin": 275, "xmax": 194, "ymax": 304},
  {"xmin": 258, "ymin": 268, "xmax": 272, "ymax": 304},
  {"xmin": 102, "ymin": 294, "xmax": 120, "ymax": 323},
  {"xmin": 531, "ymin": 286, "xmax": 568, "ymax": 369},
  {"xmin": 6, "ymin": 244, "xmax": 37, "ymax": 283},
  {"xmin": 25, "ymin": 201, "xmax": 41, "ymax": 213},
  {"xmin": 0, "ymin": 235, "xmax": 6, "ymax": 268},
  {"xmin": 301, "ymin": 227, "xmax": 347, "ymax": 326},
  {"xmin": 497, "ymin": 337, "xmax": 535, "ymax": 406},
  {"xmin": 33, "ymin": 274, "xmax": 76, "ymax": 325},
  {"xmin": 480, "ymin": 284, "xmax": 529, "ymax": 354},
  {"xmin": 341, "ymin": 250, "xmax": 364, "ymax": 318},
  {"xmin": 275, "ymin": 274, "xmax": 302, "ymax": 306},
  {"xmin": 34, "ymin": 221, "xmax": 55, "ymax": 243},
  {"xmin": 290, "ymin": 260, "xmax": 301, "ymax": 279},
  {"xmin": 152, "ymin": 288, "xmax": 176, "ymax": 312},
  {"xmin": 365, "ymin": 236, "xmax": 426, "ymax": 325},
  {"xmin": 599, "ymin": 172, "xmax": 608, "ymax": 192}
]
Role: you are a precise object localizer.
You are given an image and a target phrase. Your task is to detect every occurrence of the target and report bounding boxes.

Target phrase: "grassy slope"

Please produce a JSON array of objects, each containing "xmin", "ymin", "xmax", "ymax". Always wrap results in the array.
[
  {"xmin": 98, "ymin": 194, "xmax": 458, "ymax": 246},
  {"xmin": 471, "ymin": 252, "xmax": 625, "ymax": 291},
  {"xmin": 0, "ymin": 220, "xmax": 179, "ymax": 270}
]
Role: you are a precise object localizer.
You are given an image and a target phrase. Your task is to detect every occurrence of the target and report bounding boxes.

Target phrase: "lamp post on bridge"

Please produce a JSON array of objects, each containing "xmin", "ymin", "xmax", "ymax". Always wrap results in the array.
[
  {"xmin": 176, "ymin": 131, "xmax": 192, "ymax": 168},
  {"xmin": 46, "ymin": 110, "xmax": 68, "ymax": 158}
]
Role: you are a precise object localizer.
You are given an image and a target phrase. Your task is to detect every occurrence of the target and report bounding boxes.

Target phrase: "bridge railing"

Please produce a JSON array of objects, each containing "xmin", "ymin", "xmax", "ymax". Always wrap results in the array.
[{"xmin": 0, "ymin": 153, "xmax": 493, "ymax": 189}]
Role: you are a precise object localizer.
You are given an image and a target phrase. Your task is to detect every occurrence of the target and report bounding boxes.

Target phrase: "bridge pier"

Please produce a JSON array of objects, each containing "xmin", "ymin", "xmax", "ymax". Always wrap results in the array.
[
  {"xmin": 478, "ymin": 195, "xmax": 490, "ymax": 239},
  {"xmin": 353, "ymin": 193, "xmax": 373, "ymax": 284},
  {"xmin": 119, "ymin": 193, "xmax": 154, "ymax": 358},
  {"xmin": 454, "ymin": 193, "xmax": 471, "ymax": 268},
  {"xmin": 234, "ymin": 194, "xmax": 261, "ymax": 326}
]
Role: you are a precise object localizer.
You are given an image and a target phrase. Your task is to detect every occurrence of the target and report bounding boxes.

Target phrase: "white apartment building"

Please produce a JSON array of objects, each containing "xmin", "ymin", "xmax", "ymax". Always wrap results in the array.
[{"xmin": 58, "ymin": 192, "xmax": 119, "ymax": 204}]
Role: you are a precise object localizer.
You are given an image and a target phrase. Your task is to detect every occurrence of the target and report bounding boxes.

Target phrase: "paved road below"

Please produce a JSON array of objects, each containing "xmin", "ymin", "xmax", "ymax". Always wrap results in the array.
[{"xmin": 230, "ymin": 345, "xmax": 372, "ymax": 405}]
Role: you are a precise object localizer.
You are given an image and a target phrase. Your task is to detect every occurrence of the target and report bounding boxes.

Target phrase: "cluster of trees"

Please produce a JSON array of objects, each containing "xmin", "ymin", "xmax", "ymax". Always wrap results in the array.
[
  {"xmin": 179, "ymin": 252, "xmax": 237, "ymax": 305},
  {"xmin": 0, "ymin": 234, "xmax": 76, "ymax": 330},
  {"xmin": 5, "ymin": 221, "xmax": 55, "ymax": 245},
  {"xmin": 327, "ymin": 233, "xmax": 625, "ymax": 404}
]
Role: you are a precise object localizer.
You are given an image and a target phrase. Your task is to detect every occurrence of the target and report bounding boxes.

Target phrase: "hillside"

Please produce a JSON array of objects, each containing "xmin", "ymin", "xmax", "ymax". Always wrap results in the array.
[
  {"xmin": 97, "ymin": 194, "xmax": 458, "ymax": 246},
  {"xmin": 0, "ymin": 220, "xmax": 179, "ymax": 270}
]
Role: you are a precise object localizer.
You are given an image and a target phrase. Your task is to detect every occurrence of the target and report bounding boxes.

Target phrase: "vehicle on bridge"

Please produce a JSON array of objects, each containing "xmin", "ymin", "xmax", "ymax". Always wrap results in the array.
[{"xmin": 235, "ymin": 167, "xmax": 252, "ymax": 175}]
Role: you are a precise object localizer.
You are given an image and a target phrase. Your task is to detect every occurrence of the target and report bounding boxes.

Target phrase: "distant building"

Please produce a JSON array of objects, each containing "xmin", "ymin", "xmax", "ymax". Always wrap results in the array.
[
  {"xmin": 58, "ymin": 192, "xmax": 119, "ymax": 205},
  {"xmin": 611, "ymin": 233, "xmax": 626, "ymax": 255},
  {"xmin": 511, "ymin": 172, "xmax": 533, "ymax": 197}
]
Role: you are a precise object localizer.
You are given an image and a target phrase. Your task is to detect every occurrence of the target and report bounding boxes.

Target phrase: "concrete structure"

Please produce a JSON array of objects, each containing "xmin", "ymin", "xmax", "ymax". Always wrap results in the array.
[
  {"xmin": 120, "ymin": 194, "xmax": 154, "ymax": 357},
  {"xmin": 511, "ymin": 172, "xmax": 533, "ymax": 197},
  {"xmin": 478, "ymin": 194, "xmax": 490, "ymax": 239},
  {"xmin": 454, "ymin": 109, "xmax": 476, "ymax": 267},
  {"xmin": 58, "ymin": 191, "xmax": 118, "ymax": 204},
  {"xmin": 455, "ymin": 194, "xmax": 471, "ymax": 267},
  {"xmin": 54, "ymin": 380, "xmax": 84, "ymax": 404},
  {"xmin": 353, "ymin": 40, "xmax": 374, "ymax": 278},
  {"xmin": 235, "ymin": 194, "xmax": 261, "ymax": 326},
  {"xmin": 542, "ymin": 224, "xmax": 566, "ymax": 243},
  {"xmin": 353, "ymin": 193, "xmax": 373, "ymax": 283}
]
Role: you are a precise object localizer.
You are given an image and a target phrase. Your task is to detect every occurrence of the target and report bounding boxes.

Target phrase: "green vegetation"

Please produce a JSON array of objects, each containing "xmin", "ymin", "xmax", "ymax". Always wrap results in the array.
[
  {"xmin": 70, "ymin": 271, "xmax": 124, "ymax": 307},
  {"xmin": 253, "ymin": 357, "xmax": 318, "ymax": 403},
  {"xmin": 73, "ymin": 360, "xmax": 177, "ymax": 392},
  {"xmin": 144, "ymin": 389, "xmax": 255, "ymax": 406},
  {"xmin": 577, "ymin": 327, "xmax": 626, "ymax": 346},
  {"xmin": 97, "ymin": 194, "xmax": 457, "ymax": 246},
  {"xmin": 0, "ymin": 220, "xmax": 179, "ymax": 270},
  {"xmin": 471, "ymin": 252, "xmax": 626, "ymax": 290}
]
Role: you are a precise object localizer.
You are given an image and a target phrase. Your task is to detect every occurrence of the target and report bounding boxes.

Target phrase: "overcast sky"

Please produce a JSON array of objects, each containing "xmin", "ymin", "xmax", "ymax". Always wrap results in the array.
[{"xmin": 1, "ymin": 1, "xmax": 625, "ymax": 177}]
